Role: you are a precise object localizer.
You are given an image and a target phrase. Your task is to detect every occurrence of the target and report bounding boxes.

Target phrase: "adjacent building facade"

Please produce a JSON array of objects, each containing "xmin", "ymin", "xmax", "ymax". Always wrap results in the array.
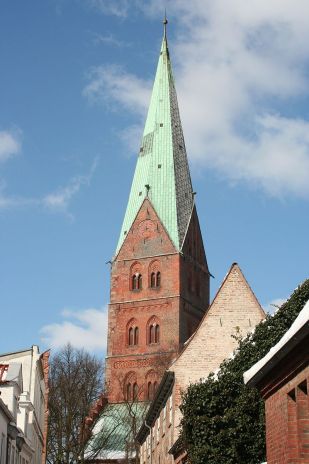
[
  {"xmin": 0, "ymin": 346, "xmax": 49, "ymax": 464},
  {"xmin": 244, "ymin": 300, "xmax": 309, "ymax": 464},
  {"xmin": 137, "ymin": 263, "xmax": 265, "ymax": 463}
]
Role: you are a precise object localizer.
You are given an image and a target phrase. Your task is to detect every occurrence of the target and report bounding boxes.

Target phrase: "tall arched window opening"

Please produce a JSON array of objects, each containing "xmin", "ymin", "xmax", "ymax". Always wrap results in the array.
[
  {"xmin": 147, "ymin": 316, "xmax": 160, "ymax": 345},
  {"xmin": 127, "ymin": 319, "xmax": 139, "ymax": 346},
  {"xmin": 155, "ymin": 325, "xmax": 160, "ymax": 343},
  {"xmin": 134, "ymin": 327, "xmax": 139, "ymax": 345},
  {"xmin": 133, "ymin": 382, "xmax": 139, "ymax": 400},
  {"xmin": 149, "ymin": 323, "xmax": 160, "ymax": 344},
  {"xmin": 150, "ymin": 271, "xmax": 161, "ymax": 288},
  {"xmin": 149, "ymin": 325, "xmax": 155, "ymax": 344},
  {"xmin": 147, "ymin": 382, "xmax": 154, "ymax": 400},
  {"xmin": 125, "ymin": 372, "xmax": 137, "ymax": 402},
  {"xmin": 126, "ymin": 383, "xmax": 132, "ymax": 402},
  {"xmin": 129, "ymin": 327, "xmax": 134, "ymax": 346},
  {"xmin": 149, "ymin": 261, "xmax": 161, "ymax": 288},
  {"xmin": 132, "ymin": 273, "xmax": 142, "ymax": 290},
  {"xmin": 145, "ymin": 370, "xmax": 158, "ymax": 402},
  {"xmin": 130, "ymin": 263, "xmax": 142, "ymax": 291}
]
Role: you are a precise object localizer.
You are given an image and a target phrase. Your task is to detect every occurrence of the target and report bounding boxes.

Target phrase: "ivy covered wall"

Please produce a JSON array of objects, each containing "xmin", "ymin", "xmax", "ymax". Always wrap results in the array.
[{"xmin": 180, "ymin": 279, "xmax": 309, "ymax": 464}]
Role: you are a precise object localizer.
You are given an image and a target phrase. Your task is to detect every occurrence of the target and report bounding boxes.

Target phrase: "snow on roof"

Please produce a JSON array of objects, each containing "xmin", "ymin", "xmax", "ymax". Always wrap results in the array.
[{"xmin": 244, "ymin": 299, "xmax": 309, "ymax": 385}]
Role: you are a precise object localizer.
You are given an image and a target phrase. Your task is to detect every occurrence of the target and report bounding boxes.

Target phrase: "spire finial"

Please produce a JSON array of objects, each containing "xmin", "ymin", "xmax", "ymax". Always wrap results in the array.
[{"xmin": 163, "ymin": 10, "xmax": 168, "ymax": 38}]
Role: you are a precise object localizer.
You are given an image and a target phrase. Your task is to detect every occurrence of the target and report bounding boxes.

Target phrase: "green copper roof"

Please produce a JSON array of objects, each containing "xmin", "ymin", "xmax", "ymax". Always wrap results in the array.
[
  {"xmin": 116, "ymin": 24, "xmax": 194, "ymax": 255},
  {"xmin": 86, "ymin": 402, "xmax": 148, "ymax": 460}
]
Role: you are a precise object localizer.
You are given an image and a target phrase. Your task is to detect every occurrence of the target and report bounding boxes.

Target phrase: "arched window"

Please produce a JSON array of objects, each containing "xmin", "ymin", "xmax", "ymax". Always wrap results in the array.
[
  {"xmin": 133, "ymin": 382, "xmax": 139, "ymax": 400},
  {"xmin": 127, "ymin": 319, "xmax": 138, "ymax": 346},
  {"xmin": 147, "ymin": 316, "xmax": 160, "ymax": 345},
  {"xmin": 150, "ymin": 271, "xmax": 161, "ymax": 288},
  {"xmin": 149, "ymin": 323, "xmax": 160, "ymax": 344},
  {"xmin": 147, "ymin": 382, "xmax": 154, "ymax": 400},
  {"xmin": 126, "ymin": 383, "xmax": 132, "ymax": 401},
  {"xmin": 132, "ymin": 274, "xmax": 138, "ymax": 290},
  {"xmin": 129, "ymin": 327, "xmax": 134, "ymax": 346},
  {"xmin": 125, "ymin": 372, "xmax": 137, "ymax": 402},
  {"xmin": 130, "ymin": 262, "xmax": 142, "ymax": 291},
  {"xmin": 146, "ymin": 381, "xmax": 157, "ymax": 400},
  {"xmin": 134, "ymin": 327, "xmax": 139, "ymax": 345},
  {"xmin": 149, "ymin": 325, "xmax": 155, "ymax": 344},
  {"xmin": 149, "ymin": 261, "xmax": 161, "ymax": 288},
  {"xmin": 132, "ymin": 273, "xmax": 142, "ymax": 290},
  {"xmin": 145, "ymin": 370, "xmax": 158, "ymax": 402},
  {"xmin": 155, "ymin": 324, "xmax": 160, "ymax": 343}
]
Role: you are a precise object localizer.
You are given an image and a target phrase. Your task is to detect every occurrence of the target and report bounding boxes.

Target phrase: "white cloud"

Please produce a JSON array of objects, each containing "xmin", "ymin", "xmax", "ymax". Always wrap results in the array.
[
  {"xmin": 88, "ymin": 0, "xmax": 129, "ymax": 18},
  {"xmin": 43, "ymin": 157, "xmax": 98, "ymax": 213},
  {"xmin": 263, "ymin": 297, "xmax": 287, "ymax": 314},
  {"xmin": 40, "ymin": 307, "xmax": 108, "ymax": 353},
  {"xmin": 85, "ymin": 0, "xmax": 309, "ymax": 199},
  {"xmin": 0, "ymin": 130, "xmax": 21, "ymax": 163},
  {"xmin": 92, "ymin": 33, "xmax": 130, "ymax": 48},
  {"xmin": 0, "ymin": 157, "xmax": 98, "ymax": 214},
  {"xmin": 83, "ymin": 65, "xmax": 151, "ymax": 116},
  {"xmin": 119, "ymin": 124, "xmax": 144, "ymax": 154}
]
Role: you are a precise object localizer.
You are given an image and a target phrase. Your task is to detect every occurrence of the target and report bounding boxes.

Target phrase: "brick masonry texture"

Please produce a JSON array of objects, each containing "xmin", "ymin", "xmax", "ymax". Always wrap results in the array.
[
  {"xmin": 256, "ymin": 334, "xmax": 309, "ymax": 464},
  {"xmin": 106, "ymin": 199, "xmax": 210, "ymax": 403},
  {"xmin": 265, "ymin": 368, "xmax": 309, "ymax": 463},
  {"xmin": 169, "ymin": 263, "xmax": 265, "ymax": 436}
]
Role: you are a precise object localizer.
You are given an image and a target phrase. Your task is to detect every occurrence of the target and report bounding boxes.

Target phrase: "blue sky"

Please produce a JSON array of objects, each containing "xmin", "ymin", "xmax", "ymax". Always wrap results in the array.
[{"xmin": 1, "ymin": 0, "xmax": 308, "ymax": 355}]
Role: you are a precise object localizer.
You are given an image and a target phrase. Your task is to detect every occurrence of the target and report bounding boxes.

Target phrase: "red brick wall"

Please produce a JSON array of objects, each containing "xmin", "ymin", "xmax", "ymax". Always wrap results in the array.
[
  {"xmin": 264, "ymin": 367, "xmax": 309, "ymax": 463},
  {"xmin": 106, "ymin": 199, "xmax": 209, "ymax": 403},
  {"xmin": 259, "ymin": 336, "xmax": 309, "ymax": 464},
  {"xmin": 179, "ymin": 207, "xmax": 210, "ymax": 342}
]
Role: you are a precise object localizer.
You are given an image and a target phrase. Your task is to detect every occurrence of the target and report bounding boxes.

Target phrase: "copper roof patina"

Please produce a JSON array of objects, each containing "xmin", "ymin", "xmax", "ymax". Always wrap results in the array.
[{"xmin": 116, "ymin": 20, "xmax": 194, "ymax": 254}]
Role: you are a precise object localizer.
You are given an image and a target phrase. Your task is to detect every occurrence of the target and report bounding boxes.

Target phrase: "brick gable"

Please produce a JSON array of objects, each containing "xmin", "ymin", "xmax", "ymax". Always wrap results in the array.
[{"xmin": 170, "ymin": 263, "xmax": 265, "ymax": 430}]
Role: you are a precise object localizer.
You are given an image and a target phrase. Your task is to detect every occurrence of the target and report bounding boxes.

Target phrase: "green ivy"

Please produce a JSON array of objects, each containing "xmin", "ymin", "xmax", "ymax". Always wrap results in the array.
[{"xmin": 180, "ymin": 279, "xmax": 309, "ymax": 464}]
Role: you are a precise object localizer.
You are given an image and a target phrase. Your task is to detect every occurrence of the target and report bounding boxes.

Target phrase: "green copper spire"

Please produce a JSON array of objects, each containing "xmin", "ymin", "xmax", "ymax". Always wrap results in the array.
[{"xmin": 116, "ymin": 19, "xmax": 194, "ymax": 254}]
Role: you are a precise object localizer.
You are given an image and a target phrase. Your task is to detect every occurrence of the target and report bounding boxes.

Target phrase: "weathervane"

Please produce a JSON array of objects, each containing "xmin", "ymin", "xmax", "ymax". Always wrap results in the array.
[{"xmin": 163, "ymin": 10, "xmax": 168, "ymax": 38}]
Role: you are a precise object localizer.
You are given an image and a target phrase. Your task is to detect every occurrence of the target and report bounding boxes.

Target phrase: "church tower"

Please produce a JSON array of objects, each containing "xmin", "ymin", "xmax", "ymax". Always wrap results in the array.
[{"xmin": 106, "ymin": 20, "xmax": 210, "ymax": 404}]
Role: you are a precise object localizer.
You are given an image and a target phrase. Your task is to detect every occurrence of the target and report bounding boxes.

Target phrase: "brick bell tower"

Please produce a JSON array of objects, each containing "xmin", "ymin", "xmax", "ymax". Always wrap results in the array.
[{"xmin": 105, "ymin": 19, "xmax": 210, "ymax": 404}]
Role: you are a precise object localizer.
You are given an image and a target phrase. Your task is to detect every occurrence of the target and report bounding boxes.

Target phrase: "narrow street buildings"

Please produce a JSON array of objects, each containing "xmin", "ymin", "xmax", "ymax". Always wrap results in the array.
[
  {"xmin": 137, "ymin": 263, "xmax": 265, "ymax": 463},
  {"xmin": 0, "ymin": 346, "xmax": 49, "ymax": 464}
]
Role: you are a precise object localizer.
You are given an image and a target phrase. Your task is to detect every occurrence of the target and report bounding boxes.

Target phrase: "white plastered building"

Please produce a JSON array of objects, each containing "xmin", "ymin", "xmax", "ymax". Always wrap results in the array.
[{"xmin": 0, "ymin": 346, "xmax": 49, "ymax": 464}]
